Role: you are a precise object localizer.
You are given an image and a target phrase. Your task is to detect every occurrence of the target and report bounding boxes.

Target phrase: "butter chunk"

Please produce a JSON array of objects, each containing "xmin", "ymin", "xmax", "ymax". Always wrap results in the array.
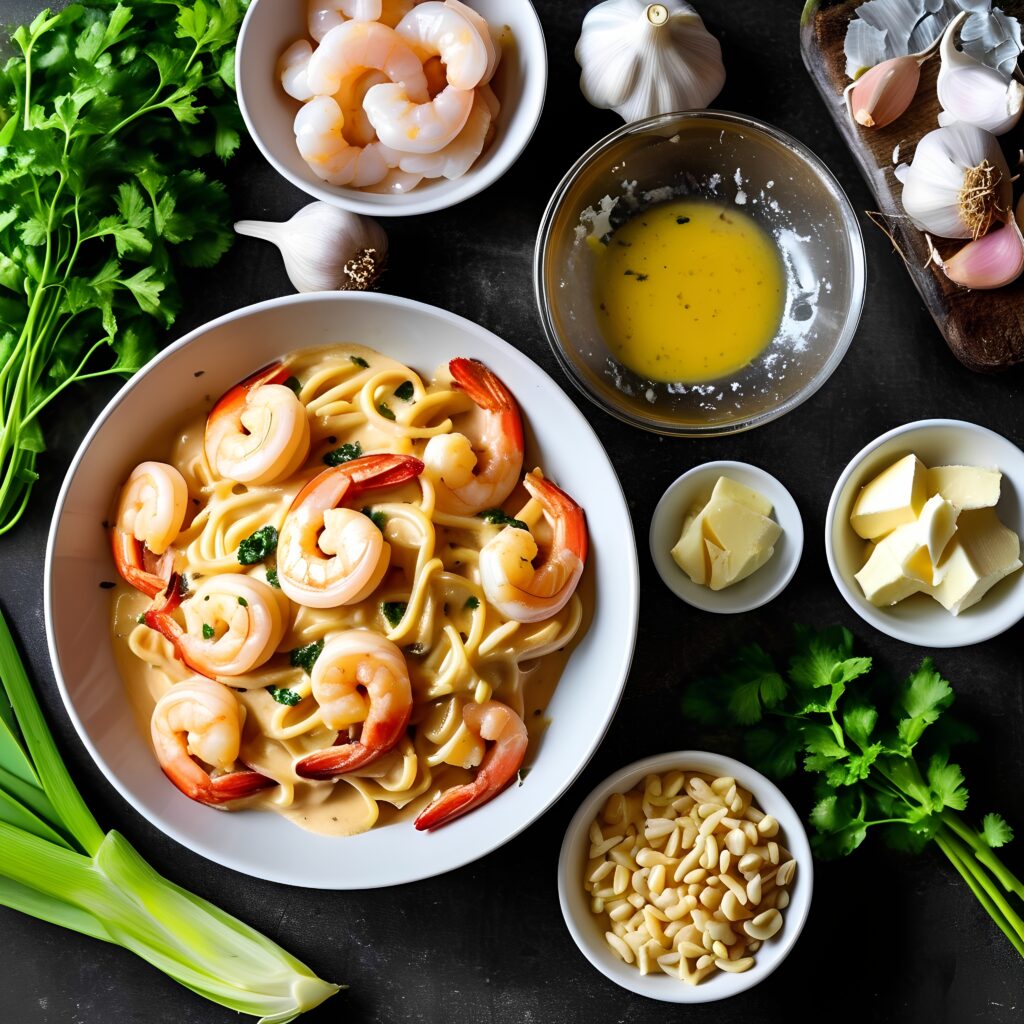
[
  {"xmin": 702, "ymin": 498, "xmax": 782, "ymax": 591},
  {"xmin": 854, "ymin": 523, "xmax": 926, "ymax": 606},
  {"xmin": 926, "ymin": 465, "xmax": 1001, "ymax": 511},
  {"xmin": 671, "ymin": 508, "xmax": 708, "ymax": 584},
  {"xmin": 930, "ymin": 508, "xmax": 1022, "ymax": 615},
  {"xmin": 850, "ymin": 454, "xmax": 927, "ymax": 540},
  {"xmin": 706, "ymin": 476, "xmax": 774, "ymax": 518}
]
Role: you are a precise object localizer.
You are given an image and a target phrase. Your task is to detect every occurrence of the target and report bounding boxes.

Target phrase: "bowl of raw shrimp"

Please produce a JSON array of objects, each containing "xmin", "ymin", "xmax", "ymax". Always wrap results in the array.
[{"xmin": 236, "ymin": 0, "xmax": 548, "ymax": 215}]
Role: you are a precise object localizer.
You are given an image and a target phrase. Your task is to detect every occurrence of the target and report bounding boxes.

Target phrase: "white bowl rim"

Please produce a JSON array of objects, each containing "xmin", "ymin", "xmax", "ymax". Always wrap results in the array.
[
  {"xmin": 43, "ymin": 290, "xmax": 640, "ymax": 887},
  {"xmin": 235, "ymin": 0, "xmax": 549, "ymax": 217},
  {"xmin": 825, "ymin": 417, "xmax": 1024, "ymax": 648},
  {"xmin": 557, "ymin": 749, "xmax": 814, "ymax": 1002},
  {"xmin": 649, "ymin": 460, "xmax": 804, "ymax": 614},
  {"xmin": 533, "ymin": 108, "xmax": 867, "ymax": 437}
]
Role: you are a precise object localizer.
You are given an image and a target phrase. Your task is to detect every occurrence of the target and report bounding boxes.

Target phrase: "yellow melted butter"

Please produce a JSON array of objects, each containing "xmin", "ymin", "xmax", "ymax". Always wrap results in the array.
[{"xmin": 595, "ymin": 199, "xmax": 786, "ymax": 384}]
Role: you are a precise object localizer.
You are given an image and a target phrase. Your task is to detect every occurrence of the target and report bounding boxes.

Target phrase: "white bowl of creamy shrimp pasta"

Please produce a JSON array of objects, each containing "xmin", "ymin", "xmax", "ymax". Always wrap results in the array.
[
  {"xmin": 45, "ymin": 292, "xmax": 637, "ymax": 888},
  {"xmin": 236, "ymin": 0, "xmax": 547, "ymax": 215}
]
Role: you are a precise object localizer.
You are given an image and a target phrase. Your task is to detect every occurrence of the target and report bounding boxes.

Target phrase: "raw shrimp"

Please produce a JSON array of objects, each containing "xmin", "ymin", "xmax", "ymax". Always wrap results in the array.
[
  {"xmin": 145, "ymin": 574, "xmax": 287, "ymax": 678},
  {"xmin": 151, "ymin": 678, "xmax": 277, "ymax": 806},
  {"xmin": 305, "ymin": 20, "xmax": 427, "ymax": 100},
  {"xmin": 279, "ymin": 39, "xmax": 314, "ymax": 101},
  {"xmin": 385, "ymin": 85, "xmax": 492, "ymax": 179},
  {"xmin": 112, "ymin": 461, "xmax": 188, "ymax": 598},
  {"xmin": 361, "ymin": 167, "xmax": 424, "ymax": 194},
  {"xmin": 423, "ymin": 358, "xmax": 523, "ymax": 515},
  {"xmin": 444, "ymin": 0, "xmax": 500, "ymax": 83},
  {"xmin": 336, "ymin": 68, "xmax": 388, "ymax": 147},
  {"xmin": 295, "ymin": 631, "xmax": 413, "ymax": 778},
  {"xmin": 295, "ymin": 96, "xmax": 393, "ymax": 187},
  {"xmin": 394, "ymin": 1, "xmax": 488, "ymax": 90},
  {"xmin": 414, "ymin": 700, "xmax": 527, "ymax": 830},
  {"xmin": 479, "ymin": 472, "xmax": 587, "ymax": 623},
  {"xmin": 363, "ymin": 79, "xmax": 472, "ymax": 154},
  {"xmin": 277, "ymin": 454, "xmax": 423, "ymax": 608},
  {"xmin": 308, "ymin": 0, "xmax": 382, "ymax": 42},
  {"xmin": 204, "ymin": 363, "xmax": 311, "ymax": 486}
]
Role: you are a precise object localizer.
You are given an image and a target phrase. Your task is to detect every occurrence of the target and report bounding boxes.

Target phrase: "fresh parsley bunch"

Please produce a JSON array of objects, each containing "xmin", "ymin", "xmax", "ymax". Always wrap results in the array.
[
  {"xmin": 683, "ymin": 625, "xmax": 1024, "ymax": 957},
  {"xmin": 0, "ymin": 0, "xmax": 245, "ymax": 532}
]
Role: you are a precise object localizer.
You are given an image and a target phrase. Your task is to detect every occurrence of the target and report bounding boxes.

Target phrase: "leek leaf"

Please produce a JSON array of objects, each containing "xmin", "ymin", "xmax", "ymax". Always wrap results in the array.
[
  {"xmin": 0, "ymin": 875, "xmax": 112, "ymax": 944},
  {"xmin": 0, "ymin": 763, "xmax": 65, "ymax": 836},
  {"xmin": 0, "ymin": 785, "xmax": 73, "ymax": 849}
]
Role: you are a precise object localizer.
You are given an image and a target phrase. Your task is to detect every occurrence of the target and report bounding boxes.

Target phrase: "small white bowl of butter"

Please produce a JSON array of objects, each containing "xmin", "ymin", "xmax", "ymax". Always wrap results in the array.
[
  {"xmin": 650, "ymin": 461, "xmax": 803, "ymax": 614},
  {"xmin": 827, "ymin": 419, "xmax": 1024, "ymax": 648}
]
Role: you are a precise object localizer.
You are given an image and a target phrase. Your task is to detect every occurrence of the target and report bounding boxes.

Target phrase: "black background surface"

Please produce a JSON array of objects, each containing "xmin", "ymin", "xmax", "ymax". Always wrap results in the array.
[{"xmin": 4, "ymin": 1, "xmax": 1024, "ymax": 1021}]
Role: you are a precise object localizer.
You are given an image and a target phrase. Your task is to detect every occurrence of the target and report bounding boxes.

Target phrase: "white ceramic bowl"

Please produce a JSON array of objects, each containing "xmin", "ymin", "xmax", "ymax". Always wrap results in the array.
[
  {"xmin": 557, "ymin": 751, "xmax": 813, "ymax": 1002},
  {"xmin": 826, "ymin": 419, "xmax": 1024, "ymax": 648},
  {"xmin": 236, "ymin": 0, "xmax": 547, "ymax": 216},
  {"xmin": 45, "ymin": 292, "xmax": 638, "ymax": 888},
  {"xmin": 649, "ymin": 461, "xmax": 803, "ymax": 614}
]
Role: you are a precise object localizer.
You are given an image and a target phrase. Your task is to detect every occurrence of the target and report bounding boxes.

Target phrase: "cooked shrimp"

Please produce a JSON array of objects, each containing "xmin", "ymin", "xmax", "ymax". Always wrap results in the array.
[
  {"xmin": 385, "ymin": 85, "xmax": 492, "ymax": 179},
  {"xmin": 414, "ymin": 700, "xmax": 527, "ymax": 830},
  {"xmin": 363, "ymin": 80, "xmax": 473, "ymax": 154},
  {"xmin": 361, "ymin": 167, "xmax": 424, "ymax": 194},
  {"xmin": 277, "ymin": 454, "xmax": 424, "ymax": 608},
  {"xmin": 204, "ymin": 363, "xmax": 311, "ymax": 486},
  {"xmin": 479, "ymin": 473, "xmax": 588, "ymax": 624},
  {"xmin": 112, "ymin": 461, "xmax": 188, "ymax": 598},
  {"xmin": 336, "ymin": 68, "xmax": 388, "ymax": 147},
  {"xmin": 279, "ymin": 39, "xmax": 314, "ymax": 101},
  {"xmin": 145, "ymin": 574, "xmax": 287, "ymax": 678},
  {"xmin": 443, "ymin": 0, "xmax": 500, "ymax": 83},
  {"xmin": 308, "ymin": 0, "xmax": 382, "ymax": 42},
  {"xmin": 394, "ymin": 1, "xmax": 488, "ymax": 90},
  {"xmin": 294, "ymin": 96, "xmax": 393, "ymax": 187},
  {"xmin": 151, "ymin": 677, "xmax": 276, "ymax": 806},
  {"xmin": 295, "ymin": 631, "xmax": 413, "ymax": 778},
  {"xmin": 423, "ymin": 358, "xmax": 523, "ymax": 515},
  {"xmin": 305, "ymin": 20, "xmax": 428, "ymax": 100}
]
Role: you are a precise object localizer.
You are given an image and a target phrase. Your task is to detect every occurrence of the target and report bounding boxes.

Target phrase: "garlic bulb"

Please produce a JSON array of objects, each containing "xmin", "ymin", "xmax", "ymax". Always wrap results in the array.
[
  {"xmin": 929, "ymin": 217, "xmax": 1024, "ymax": 290},
  {"xmin": 937, "ymin": 12, "xmax": 1024, "ymax": 137},
  {"xmin": 575, "ymin": 1, "xmax": 725, "ymax": 123},
  {"xmin": 894, "ymin": 123, "xmax": 1011, "ymax": 239},
  {"xmin": 234, "ymin": 202, "xmax": 387, "ymax": 293}
]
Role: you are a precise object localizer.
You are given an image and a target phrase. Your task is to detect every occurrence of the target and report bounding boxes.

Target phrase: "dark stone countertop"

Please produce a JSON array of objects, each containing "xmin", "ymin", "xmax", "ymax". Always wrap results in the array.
[{"xmin": 4, "ymin": 1, "xmax": 1024, "ymax": 1022}]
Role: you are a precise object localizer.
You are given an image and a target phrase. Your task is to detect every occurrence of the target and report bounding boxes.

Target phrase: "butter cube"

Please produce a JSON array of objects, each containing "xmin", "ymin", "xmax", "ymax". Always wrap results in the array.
[
  {"xmin": 926, "ymin": 465, "xmax": 1001, "ymax": 510},
  {"xmin": 854, "ymin": 523, "xmax": 926, "ymax": 606},
  {"xmin": 671, "ymin": 508, "xmax": 709, "ymax": 584},
  {"xmin": 702, "ymin": 498, "xmax": 782, "ymax": 590},
  {"xmin": 706, "ymin": 476, "xmax": 774, "ymax": 518},
  {"xmin": 850, "ymin": 455, "xmax": 927, "ymax": 540},
  {"xmin": 930, "ymin": 509, "xmax": 1022, "ymax": 615}
]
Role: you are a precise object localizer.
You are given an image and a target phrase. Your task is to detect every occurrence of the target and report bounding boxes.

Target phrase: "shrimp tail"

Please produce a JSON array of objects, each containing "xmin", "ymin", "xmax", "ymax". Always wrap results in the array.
[
  {"xmin": 162, "ymin": 764, "xmax": 277, "ymax": 806},
  {"xmin": 208, "ymin": 361, "xmax": 292, "ymax": 423},
  {"xmin": 145, "ymin": 574, "xmax": 207, "ymax": 676},
  {"xmin": 525, "ymin": 472, "xmax": 588, "ymax": 564},
  {"xmin": 112, "ymin": 528, "xmax": 169, "ymax": 598},
  {"xmin": 449, "ymin": 358, "xmax": 524, "ymax": 451},
  {"xmin": 344, "ymin": 453, "xmax": 425, "ymax": 493},
  {"xmin": 295, "ymin": 701, "xmax": 412, "ymax": 779}
]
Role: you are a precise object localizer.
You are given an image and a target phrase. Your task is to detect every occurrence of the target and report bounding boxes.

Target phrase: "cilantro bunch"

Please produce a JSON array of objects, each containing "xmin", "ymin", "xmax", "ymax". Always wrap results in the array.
[
  {"xmin": 684, "ymin": 626, "xmax": 1024, "ymax": 957},
  {"xmin": 0, "ymin": 0, "xmax": 245, "ymax": 533}
]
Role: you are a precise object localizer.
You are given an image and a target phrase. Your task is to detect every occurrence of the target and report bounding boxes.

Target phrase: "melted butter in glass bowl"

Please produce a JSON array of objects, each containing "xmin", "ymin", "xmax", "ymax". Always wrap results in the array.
[{"xmin": 534, "ymin": 111, "xmax": 866, "ymax": 437}]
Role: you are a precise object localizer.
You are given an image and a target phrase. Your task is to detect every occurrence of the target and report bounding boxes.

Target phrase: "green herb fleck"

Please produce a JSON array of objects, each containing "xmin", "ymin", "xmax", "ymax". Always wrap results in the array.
[
  {"xmin": 324, "ymin": 441, "xmax": 362, "ymax": 466},
  {"xmin": 350, "ymin": 355, "xmax": 369, "ymax": 368},
  {"xmin": 266, "ymin": 568, "xmax": 281, "ymax": 589},
  {"xmin": 268, "ymin": 686, "xmax": 302, "ymax": 707},
  {"xmin": 382, "ymin": 602, "xmax": 407, "ymax": 629},
  {"xmin": 394, "ymin": 381, "xmax": 414, "ymax": 401},
  {"xmin": 378, "ymin": 403, "xmax": 396, "ymax": 421},
  {"xmin": 479, "ymin": 508, "xmax": 529, "ymax": 531},
  {"xmin": 362, "ymin": 507, "xmax": 387, "ymax": 531},
  {"xmin": 464, "ymin": 596, "xmax": 480, "ymax": 611},
  {"xmin": 284, "ymin": 376, "xmax": 301, "ymax": 395},
  {"xmin": 136, "ymin": 614, "xmax": 146, "ymax": 625},
  {"xmin": 202, "ymin": 624, "xmax": 215, "ymax": 640},
  {"xmin": 290, "ymin": 640, "xmax": 324, "ymax": 675},
  {"xmin": 238, "ymin": 526, "xmax": 279, "ymax": 566},
  {"xmin": 238, "ymin": 596, "xmax": 248, "ymax": 607}
]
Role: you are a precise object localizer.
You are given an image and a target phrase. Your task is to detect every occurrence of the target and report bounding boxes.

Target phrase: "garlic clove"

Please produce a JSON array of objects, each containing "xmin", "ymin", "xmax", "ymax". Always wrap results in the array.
[
  {"xmin": 234, "ymin": 201, "xmax": 387, "ymax": 293},
  {"xmin": 931, "ymin": 217, "xmax": 1024, "ymax": 290},
  {"xmin": 938, "ymin": 12, "xmax": 1024, "ymax": 137},
  {"xmin": 844, "ymin": 56, "xmax": 922, "ymax": 129}
]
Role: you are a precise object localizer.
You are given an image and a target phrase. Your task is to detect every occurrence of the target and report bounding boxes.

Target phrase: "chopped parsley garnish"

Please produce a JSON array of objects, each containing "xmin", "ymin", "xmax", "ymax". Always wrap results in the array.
[
  {"xmin": 266, "ymin": 568, "xmax": 281, "ymax": 589},
  {"xmin": 202, "ymin": 624, "xmax": 215, "ymax": 640},
  {"xmin": 464, "ymin": 596, "xmax": 480, "ymax": 611},
  {"xmin": 137, "ymin": 614, "xmax": 146, "ymax": 625},
  {"xmin": 283, "ymin": 376, "xmax": 302, "ymax": 395},
  {"xmin": 289, "ymin": 640, "xmax": 324, "ymax": 675},
  {"xmin": 362, "ymin": 507, "xmax": 387, "ymax": 531},
  {"xmin": 350, "ymin": 355, "xmax": 369, "ymax": 368},
  {"xmin": 382, "ymin": 602, "xmax": 407, "ymax": 628},
  {"xmin": 323, "ymin": 440, "xmax": 363, "ymax": 466},
  {"xmin": 267, "ymin": 686, "xmax": 302, "ymax": 707},
  {"xmin": 394, "ymin": 380, "xmax": 414, "ymax": 401},
  {"xmin": 237, "ymin": 525, "xmax": 278, "ymax": 566},
  {"xmin": 238, "ymin": 596, "xmax": 248, "ymax": 607},
  {"xmin": 478, "ymin": 508, "xmax": 529, "ymax": 531},
  {"xmin": 378, "ymin": 403, "xmax": 396, "ymax": 421}
]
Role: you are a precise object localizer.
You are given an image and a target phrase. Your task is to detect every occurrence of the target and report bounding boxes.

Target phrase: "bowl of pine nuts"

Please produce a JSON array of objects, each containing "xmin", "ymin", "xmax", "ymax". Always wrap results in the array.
[{"xmin": 557, "ymin": 751, "xmax": 813, "ymax": 1001}]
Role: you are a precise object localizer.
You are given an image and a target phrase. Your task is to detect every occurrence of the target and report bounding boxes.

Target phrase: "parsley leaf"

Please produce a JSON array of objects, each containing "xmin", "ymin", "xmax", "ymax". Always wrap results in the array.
[
  {"xmin": 377, "ymin": 403, "xmax": 396, "ymax": 421},
  {"xmin": 201, "ymin": 623, "xmax": 214, "ymax": 640},
  {"xmin": 381, "ymin": 602, "xmax": 406, "ymax": 628},
  {"xmin": 350, "ymin": 355, "xmax": 369, "ymax": 368},
  {"xmin": 464, "ymin": 596, "xmax": 480, "ymax": 611},
  {"xmin": 267, "ymin": 686, "xmax": 302, "ymax": 707},
  {"xmin": 361, "ymin": 507, "xmax": 386, "ymax": 531},
  {"xmin": 479, "ymin": 508, "xmax": 529, "ymax": 531},
  {"xmin": 289, "ymin": 640, "xmax": 324, "ymax": 675},
  {"xmin": 394, "ymin": 380, "xmax": 414, "ymax": 401},
  {"xmin": 323, "ymin": 440, "xmax": 362, "ymax": 466},
  {"xmin": 982, "ymin": 813, "xmax": 1014, "ymax": 849},
  {"xmin": 238, "ymin": 526, "xmax": 278, "ymax": 565},
  {"xmin": 266, "ymin": 568, "xmax": 281, "ymax": 589}
]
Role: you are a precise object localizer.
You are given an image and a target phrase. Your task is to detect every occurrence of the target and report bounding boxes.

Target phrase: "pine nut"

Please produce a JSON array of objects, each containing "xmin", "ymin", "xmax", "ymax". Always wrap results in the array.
[
  {"xmin": 725, "ymin": 828, "xmax": 748, "ymax": 856},
  {"xmin": 743, "ymin": 909, "xmax": 783, "ymax": 941},
  {"xmin": 776, "ymin": 890, "xmax": 790, "ymax": 910},
  {"xmin": 757, "ymin": 815, "xmax": 779, "ymax": 837},
  {"xmin": 776, "ymin": 859, "xmax": 796, "ymax": 887},
  {"xmin": 738, "ymin": 852, "xmax": 763, "ymax": 874},
  {"xmin": 719, "ymin": 849, "xmax": 731, "ymax": 874},
  {"xmin": 716, "ymin": 956, "xmax": 754, "ymax": 974},
  {"xmin": 746, "ymin": 874, "xmax": 762, "ymax": 905},
  {"xmin": 712, "ymin": 940, "xmax": 730, "ymax": 960}
]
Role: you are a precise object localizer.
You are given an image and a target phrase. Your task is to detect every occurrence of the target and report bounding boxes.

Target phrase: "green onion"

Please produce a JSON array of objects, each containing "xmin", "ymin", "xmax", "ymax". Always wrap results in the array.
[{"xmin": 0, "ymin": 607, "xmax": 338, "ymax": 1019}]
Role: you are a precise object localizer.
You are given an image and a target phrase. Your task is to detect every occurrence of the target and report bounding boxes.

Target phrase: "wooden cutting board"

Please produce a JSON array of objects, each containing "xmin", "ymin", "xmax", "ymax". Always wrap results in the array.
[{"xmin": 800, "ymin": 0, "xmax": 1024, "ymax": 373}]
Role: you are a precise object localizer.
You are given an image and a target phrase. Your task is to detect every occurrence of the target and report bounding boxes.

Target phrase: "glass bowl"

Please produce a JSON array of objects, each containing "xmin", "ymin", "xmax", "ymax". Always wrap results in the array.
[{"xmin": 534, "ymin": 111, "xmax": 866, "ymax": 436}]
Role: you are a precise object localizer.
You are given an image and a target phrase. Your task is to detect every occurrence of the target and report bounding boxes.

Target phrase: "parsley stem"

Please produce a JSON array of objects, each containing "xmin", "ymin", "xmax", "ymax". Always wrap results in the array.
[
  {"xmin": 942, "ymin": 811, "xmax": 1024, "ymax": 901},
  {"xmin": 935, "ymin": 830, "xmax": 1024, "ymax": 956}
]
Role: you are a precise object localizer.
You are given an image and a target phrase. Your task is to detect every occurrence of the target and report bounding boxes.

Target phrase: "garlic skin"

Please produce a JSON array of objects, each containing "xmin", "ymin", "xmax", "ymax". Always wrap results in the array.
[
  {"xmin": 930, "ymin": 217, "xmax": 1024, "ymax": 290},
  {"xmin": 937, "ymin": 12, "xmax": 1024, "ymax": 137},
  {"xmin": 575, "ymin": 1, "xmax": 725, "ymax": 123},
  {"xmin": 894, "ymin": 123, "xmax": 1011, "ymax": 239},
  {"xmin": 844, "ymin": 55, "xmax": 923, "ymax": 129},
  {"xmin": 234, "ymin": 202, "xmax": 387, "ymax": 293}
]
